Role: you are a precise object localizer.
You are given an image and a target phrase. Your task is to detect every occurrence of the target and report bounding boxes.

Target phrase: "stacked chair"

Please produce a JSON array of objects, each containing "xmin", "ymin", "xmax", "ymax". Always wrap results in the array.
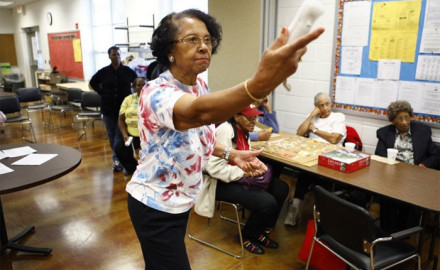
[{"xmin": 75, "ymin": 91, "xmax": 103, "ymax": 140}]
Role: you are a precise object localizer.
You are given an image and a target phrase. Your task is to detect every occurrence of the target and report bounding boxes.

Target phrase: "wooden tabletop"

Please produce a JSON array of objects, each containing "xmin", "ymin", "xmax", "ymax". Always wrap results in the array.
[
  {"xmin": 0, "ymin": 144, "xmax": 82, "ymax": 194},
  {"xmin": 56, "ymin": 81, "xmax": 91, "ymax": 92},
  {"xmin": 253, "ymin": 132, "xmax": 440, "ymax": 212}
]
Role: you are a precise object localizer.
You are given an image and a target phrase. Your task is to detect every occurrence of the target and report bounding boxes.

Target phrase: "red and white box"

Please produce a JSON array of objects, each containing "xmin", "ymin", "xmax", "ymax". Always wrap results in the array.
[{"xmin": 318, "ymin": 149, "xmax": 370, "ymax": 173}]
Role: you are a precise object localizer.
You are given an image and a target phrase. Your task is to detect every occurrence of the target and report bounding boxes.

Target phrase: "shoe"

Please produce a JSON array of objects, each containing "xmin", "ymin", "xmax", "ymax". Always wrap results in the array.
[
  {"xmin": 242, "ymin": 239, "xmax": 264, "ymax": 255},
  {"xmin": 113, "ymin": 160, "xmax": 123, "ymax": 172},
  {"xmin": 284, "ymin": 199, "xmax": 300, "ymax": 226},
  {"xmin": 256, "ymin": 234, "xmax": 279, "ymax": 249}
]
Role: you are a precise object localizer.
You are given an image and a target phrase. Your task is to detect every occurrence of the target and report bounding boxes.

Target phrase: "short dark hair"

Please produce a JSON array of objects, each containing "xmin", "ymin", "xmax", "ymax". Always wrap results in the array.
[
  {"xmin": 108, "ymin": 46, "xmax": 120, "ymax": 56},
  {"xmin": 150, "ymin": 9, "xmax": 222, "ymax": 69},
  {"xmin": 386, "ymin": 100, "xmax": 413, "ymax": 121}
]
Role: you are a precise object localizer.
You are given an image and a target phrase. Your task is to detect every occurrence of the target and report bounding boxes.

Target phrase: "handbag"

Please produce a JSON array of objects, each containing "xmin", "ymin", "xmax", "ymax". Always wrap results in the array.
[
  {"xmin": 298, "ymin": 219, "xmax": 346, "ymax": 270},
  {"xmin": 237, "ymin": 163, "xmax": 272, "ymax": 190}
]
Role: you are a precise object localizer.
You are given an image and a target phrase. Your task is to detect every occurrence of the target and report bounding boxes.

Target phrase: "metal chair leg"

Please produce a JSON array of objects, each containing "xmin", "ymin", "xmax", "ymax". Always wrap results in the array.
[{"xmin": 187, "ymin": 202, "xmax": 245, "ymax": 259}]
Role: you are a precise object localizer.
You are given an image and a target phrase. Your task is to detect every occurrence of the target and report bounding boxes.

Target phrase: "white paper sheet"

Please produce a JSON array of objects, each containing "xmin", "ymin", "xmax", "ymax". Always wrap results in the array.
[
  {"xmin": 354, "ymin": 78, "xmax": 376, "ymax": 107},
  {"xmin": 335, "ymin": 76, "xmax": 356, "ymax": 104},
  {"xmin": 340, "ymin": 47, "xmax": 363, "ymax": 75},
  {"xmin": 374, "ymin": 80, "xmax": 399, "ymax": 108},
  {"xmin": 415, "ymin": 55, "xmax": 440, "ymax": 81},
  {"xmin": 397, "ymin": 81, "xmax": 424, "ymax": 113},
  {"xmin": 420, "ymin": 0, "xmax": 440, "ymax": 53},
  {"xmin": 377, "ymin": 59, "xmax": 401, "ymax": 80},
  {"xmin": 419, "ymin": 82, "xmax": 440, "ymax": 115},
  {"xmin": 342, "ymin": 1, "xmax": 372, "ymax": 46},
  {"xmin": 12, "ymin": 154, "xmax": 58, "ymax": 166},
  {"xmin": 0, "ymin": 151, "xmax": 7, "ymax": 160},
  {"xmin": 2, "ymin": 146, "xmax": 37, "ymax": 158},
  {"xmin": 0, "ymin": 163, "xmax": 13, "ymax": 174}
]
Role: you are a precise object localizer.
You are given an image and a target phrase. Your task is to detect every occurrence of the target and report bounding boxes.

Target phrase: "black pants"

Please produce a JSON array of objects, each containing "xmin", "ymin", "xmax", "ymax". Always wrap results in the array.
[
  {"xmin": 293, "ymin": 171, "xmax": 332, "ymax": 200},
  {"xmin": 215, "ymin": 177, "xmax": 288, "ymax": 239},
  {"xmin": 380, "ymin": 197, "xmax": 421, "ymax": 234},
  {"xmin": 115, "ymin": 136, "xmax": 140, "ymax": 174},
  {"xmin": 127, "ymin": 194, "xmax": 191, "ymax": 270}
]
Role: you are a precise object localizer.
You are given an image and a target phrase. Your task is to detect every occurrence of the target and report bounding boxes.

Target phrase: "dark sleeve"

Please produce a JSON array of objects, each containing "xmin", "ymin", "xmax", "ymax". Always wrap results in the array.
[
  {"xmin": 89, "ymin": 69, "xmax": 103, "ymax": 95},
  {"xmin": 375, "ymin": 127, "xmax": 388, "ymax": 157},
  {"xmin": 418, "ymin": 127, "xmax": 440, "ymax": 169}
]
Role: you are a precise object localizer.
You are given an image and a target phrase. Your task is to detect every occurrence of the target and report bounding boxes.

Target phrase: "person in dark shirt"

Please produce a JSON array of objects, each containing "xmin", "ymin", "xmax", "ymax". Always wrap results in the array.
[{"xmin": 89, "ymin": 46, "xmax": 137, "ymax": 171}]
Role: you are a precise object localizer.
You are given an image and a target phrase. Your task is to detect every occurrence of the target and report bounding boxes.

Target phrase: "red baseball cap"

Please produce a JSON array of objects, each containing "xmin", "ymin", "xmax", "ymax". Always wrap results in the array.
[{"xmin": 240, "ymin": 104, "xmax": 264, "ymax": 117}]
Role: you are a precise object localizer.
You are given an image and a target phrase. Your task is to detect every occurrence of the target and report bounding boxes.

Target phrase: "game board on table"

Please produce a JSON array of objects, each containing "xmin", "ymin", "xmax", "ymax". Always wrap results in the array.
[{"xmin": 252, "ymin": 134, "xmax": 340, "ymax": 166}]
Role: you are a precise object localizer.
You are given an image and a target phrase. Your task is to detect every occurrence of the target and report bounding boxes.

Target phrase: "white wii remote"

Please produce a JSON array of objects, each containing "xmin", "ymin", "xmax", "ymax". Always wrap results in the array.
[
  {"xmin": 125, "ymin": 136, "xmax": 133, "ymax": 147},
  {"xmin": 287, "ymin": 0, "xmax": 325, "ymax": 44},
  {"xmin": 283, "ymin": 0, "xmax": 325, "ymax": 91}
]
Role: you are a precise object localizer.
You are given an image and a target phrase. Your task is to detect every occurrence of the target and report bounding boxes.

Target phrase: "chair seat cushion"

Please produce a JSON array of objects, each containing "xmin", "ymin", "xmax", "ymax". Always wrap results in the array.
[
  {"xmin": 27, "ymin": 104, "xmax": 48, "ymax": 110},
  {"xmin": 6, "ymin": 116, "xmax": 30, "ymax": 123},
  {"xmin": 319, "ymin": 234, "xmax": 417, "ymax": 270}
]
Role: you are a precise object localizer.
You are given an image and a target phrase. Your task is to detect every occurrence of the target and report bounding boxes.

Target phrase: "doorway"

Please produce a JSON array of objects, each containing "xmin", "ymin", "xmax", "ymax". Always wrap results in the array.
[{"xmin": 23, "ymin": 26, "xmax": 41, "ymax": 87}]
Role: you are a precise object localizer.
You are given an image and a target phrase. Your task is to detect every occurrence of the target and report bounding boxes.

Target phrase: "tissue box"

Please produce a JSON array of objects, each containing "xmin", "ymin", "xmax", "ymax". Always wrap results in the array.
[{"xmin": 318, "ymin": 149, "xmax": 370, "ymax": 173}]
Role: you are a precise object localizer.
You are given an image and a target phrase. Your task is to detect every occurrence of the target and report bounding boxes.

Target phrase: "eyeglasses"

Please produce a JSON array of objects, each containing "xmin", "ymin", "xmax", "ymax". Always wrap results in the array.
[{"xmin": 174, "ymin": 36, "xmax": 218, "ymax": 48}]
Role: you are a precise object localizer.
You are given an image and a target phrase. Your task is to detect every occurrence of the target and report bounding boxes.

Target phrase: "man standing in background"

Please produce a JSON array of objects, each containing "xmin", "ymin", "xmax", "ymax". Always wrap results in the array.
[{"xmin": 90, "ymin": 46, "xmax": 137, "ymax": 171}]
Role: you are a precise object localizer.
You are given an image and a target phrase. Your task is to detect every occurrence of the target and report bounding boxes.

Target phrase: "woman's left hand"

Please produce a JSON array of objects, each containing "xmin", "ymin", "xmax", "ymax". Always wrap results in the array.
[{"xmin": 231, "ymin": 148, "xmax": 267, "ymax": 176}]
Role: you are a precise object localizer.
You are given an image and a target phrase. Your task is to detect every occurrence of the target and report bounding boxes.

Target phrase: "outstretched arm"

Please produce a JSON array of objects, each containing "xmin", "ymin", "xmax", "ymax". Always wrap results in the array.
[{"xmin": 173, "ymin": 27, "xmax": 325, "ymax": 131}]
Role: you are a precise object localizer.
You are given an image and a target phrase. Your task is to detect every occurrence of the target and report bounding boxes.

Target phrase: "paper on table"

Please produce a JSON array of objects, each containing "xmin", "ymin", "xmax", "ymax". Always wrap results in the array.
[
  {"xmin": 12, "ymin": 154, "xmax": 58, "ymax": 166},
  {"xmin": 2, "ymin": 146, "xmax": 37, "ymax": 158},
  {"xmin": 0, "ymin": 151, "xmax": 7, "ymax": 160},
  {"xmin": 371, "ymin": 154, "xmax": 399, "ymax": 165},
  {"xmin": 0, "ymin": 163, "xmax": 13, "ymax": 174}
]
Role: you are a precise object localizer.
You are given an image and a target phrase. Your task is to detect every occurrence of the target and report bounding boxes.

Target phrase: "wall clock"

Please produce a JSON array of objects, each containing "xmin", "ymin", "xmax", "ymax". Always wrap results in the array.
[{"xmin": 47, "ymin": 12, "xmax": 53, "ymax": 26}]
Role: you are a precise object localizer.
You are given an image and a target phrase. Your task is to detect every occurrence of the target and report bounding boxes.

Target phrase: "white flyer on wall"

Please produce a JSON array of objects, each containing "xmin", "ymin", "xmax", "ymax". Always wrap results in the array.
[
  {"xmin": 420, "ymin": 0, "xmax": 440, "ymax": 53},
  {"xmin": 335, "ymin": 76, "xmax": 356, "ymax": 104},
  {"xmin": 420, "ymin": 82, "xmax": 440, "ymax": 115},
  {"xmin": 415, "ymin": 55, "xmax": 440, "ymax": 81},
  {"xmin": 340, "ymin": 47, "xmax": 363, "ymax": 75},
  {"xmin": 374, "ymin": 80, "xmax": 399, "ymax": 109},
  {"xmin": 341, "ymin": 1, "xmax": 372, "ymax": 46}
]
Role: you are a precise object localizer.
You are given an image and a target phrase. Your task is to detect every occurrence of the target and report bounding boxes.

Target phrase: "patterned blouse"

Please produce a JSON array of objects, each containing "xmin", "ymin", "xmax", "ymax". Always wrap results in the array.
[
  {"xmin": 394, "ymin": 128, "xmax": 414, "ymax": 165},
  {"xmin": 126, "ymin": 70, "xmax": 216, "ymax": 214}
]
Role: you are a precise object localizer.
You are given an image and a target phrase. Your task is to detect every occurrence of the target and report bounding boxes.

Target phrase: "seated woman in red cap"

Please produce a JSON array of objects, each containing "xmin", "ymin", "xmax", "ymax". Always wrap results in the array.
[{"xmin": 196, "ymin": 105, "xmax": 288, "ymax": 255}]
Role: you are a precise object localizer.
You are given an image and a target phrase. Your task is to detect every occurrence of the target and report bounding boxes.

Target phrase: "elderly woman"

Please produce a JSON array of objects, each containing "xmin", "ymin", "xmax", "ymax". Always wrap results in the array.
[
  {"xmin": 198, "ymin": 105, "xmax": 288, "ymax": 255},
  {"xmin": 375, "ymin": 100, "xmax": 440, "ymax": 233},
  {"xmin": 125, "ymin": 9, "xmax": 324, "ymax": 270},
  {"xmin": 114, "ymin": 77, "xmax": 145, "ymax": 175}
]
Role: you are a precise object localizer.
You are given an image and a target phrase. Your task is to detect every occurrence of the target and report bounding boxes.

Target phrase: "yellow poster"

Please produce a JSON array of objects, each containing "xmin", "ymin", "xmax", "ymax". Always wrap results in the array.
[
  {"xmin": 73, "ymin": 39, "xmax": 82, "ymax": 62},
  {"xmin": 369, "ymin": 0, "xmax": 421, "ymax": 62}
]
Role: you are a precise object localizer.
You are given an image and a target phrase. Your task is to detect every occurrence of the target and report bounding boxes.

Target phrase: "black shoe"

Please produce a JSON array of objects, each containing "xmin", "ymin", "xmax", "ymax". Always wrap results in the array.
[
  {"xmin": 243, "ymin": 239, "xmax": 264, "ymax": 255},
  {"xmin": 256, "ymin": 234, "xmax": 279, "ymax": 249}
]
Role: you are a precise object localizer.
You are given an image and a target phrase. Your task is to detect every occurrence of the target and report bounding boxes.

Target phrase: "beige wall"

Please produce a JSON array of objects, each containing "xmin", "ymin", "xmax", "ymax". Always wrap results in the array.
[{"xmin": 208, "ymin": 0, "xmax": 262, "ymax": 92}]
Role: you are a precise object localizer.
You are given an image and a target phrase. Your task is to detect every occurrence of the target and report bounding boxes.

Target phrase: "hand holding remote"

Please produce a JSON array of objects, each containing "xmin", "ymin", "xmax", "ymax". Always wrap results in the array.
[{"xmin": 125, "ymin": 136, "xmax": 133, "ymax": 147}]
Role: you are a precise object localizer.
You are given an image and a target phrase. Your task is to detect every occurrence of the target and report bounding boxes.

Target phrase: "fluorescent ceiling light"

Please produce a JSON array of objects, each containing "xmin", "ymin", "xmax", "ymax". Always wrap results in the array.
[{"xmin": 0, "ymin": 2, "xmax": 14, "ymax": 7}]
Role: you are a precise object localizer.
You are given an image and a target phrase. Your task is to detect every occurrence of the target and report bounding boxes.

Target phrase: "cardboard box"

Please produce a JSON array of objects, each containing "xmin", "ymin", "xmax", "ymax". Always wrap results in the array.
[{"xmin": 318, "ymin": 149, "xmax": 370, "ymax": 173}]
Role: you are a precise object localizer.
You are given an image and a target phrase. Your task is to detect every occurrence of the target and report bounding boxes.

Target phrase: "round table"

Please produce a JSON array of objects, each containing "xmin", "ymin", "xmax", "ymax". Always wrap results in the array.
[{"xmin": 0, "ymin": 143, "xmax": 82, "ymax": 255}]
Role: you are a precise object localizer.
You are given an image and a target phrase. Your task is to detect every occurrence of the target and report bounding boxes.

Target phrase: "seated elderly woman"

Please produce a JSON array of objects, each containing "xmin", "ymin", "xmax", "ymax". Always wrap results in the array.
[
  {"xmin": 196, "ymin": 105, "xmax": 289, "ymax": 255},
  {"xmin": 115, "ymin": 77, "xmax": 145, "ymax": 175},
  {"xmin": 375, "ymin": 100, "xmax": 440, "ymax": 233}
]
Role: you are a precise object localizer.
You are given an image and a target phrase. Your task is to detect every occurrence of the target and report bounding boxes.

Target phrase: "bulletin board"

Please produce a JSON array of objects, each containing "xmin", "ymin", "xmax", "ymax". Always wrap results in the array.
[
  {"xmin": 48, "ymin": 31, "xmax": 84, "ymax": 79},
  {"xmin": 331, "ymin": 0, "xmax": 440, "ymax": 124}
]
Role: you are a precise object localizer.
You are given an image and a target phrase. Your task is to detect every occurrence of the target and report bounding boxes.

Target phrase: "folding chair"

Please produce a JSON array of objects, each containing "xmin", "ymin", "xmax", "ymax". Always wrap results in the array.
[
  {"xmin": 17, "ymin": 87, "xmax": 49, "ymax": 126},
  {"xmin": 75, "ymin": 91, "xmax": 103, "ymax": 140},
  {"xmin": 48, "ymin": 88, "xmax": 82, "ymax": 129},
  {"xmin": 187, "ymin": 201, "xmax": 245, "ymax": 259},
  {"xmin": 0, "ymin": 96, "xmax": 37, "ymax": 143},
  {"xmin": 306, "ymin": 186, "xmax": 422, "ymax": 270}
]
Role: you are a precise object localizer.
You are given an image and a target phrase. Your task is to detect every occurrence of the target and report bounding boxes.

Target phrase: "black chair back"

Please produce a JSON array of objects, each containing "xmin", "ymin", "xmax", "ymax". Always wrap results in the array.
[
  {"xmin": 67, "ymin": 88, "xmax": 83, "ymax": 103},
  {"xmin": 0, "ymin": 96, "xmax": 22, "ymax": 114},
  {"xmin": 314, "ymin": 185, "xmax": 377, "ymax": 254},
  {"xmin": 80, "ymin": 91, "xmax": 101, "ymax": 109},
  {"xmin": 17, "ymin": 88, "xmax": 42, "ymax": 102}
]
